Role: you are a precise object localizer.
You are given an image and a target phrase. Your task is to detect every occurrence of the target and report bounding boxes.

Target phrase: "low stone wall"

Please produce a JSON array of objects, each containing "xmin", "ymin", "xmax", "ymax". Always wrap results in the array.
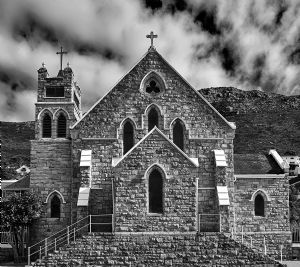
[{"xmin": 34, "ymin": 232, "xmax": 285, "ymax": 266}]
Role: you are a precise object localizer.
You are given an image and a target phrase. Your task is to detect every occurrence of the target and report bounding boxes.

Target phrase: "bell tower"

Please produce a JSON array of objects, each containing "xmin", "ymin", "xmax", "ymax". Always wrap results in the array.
[
  {"xmin": 30, "ymin": 47, "xmax": 82, "ymax": 241},
  {"xmin": 35, "ymin": 47, "xmax": 82, "ymax": 139}
]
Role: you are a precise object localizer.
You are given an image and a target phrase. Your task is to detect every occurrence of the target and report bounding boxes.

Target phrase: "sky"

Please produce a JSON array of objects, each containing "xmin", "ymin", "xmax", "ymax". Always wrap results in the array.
[{"xmin": 0, "ymin": 0, "xmax": 299, "ymax": 122}]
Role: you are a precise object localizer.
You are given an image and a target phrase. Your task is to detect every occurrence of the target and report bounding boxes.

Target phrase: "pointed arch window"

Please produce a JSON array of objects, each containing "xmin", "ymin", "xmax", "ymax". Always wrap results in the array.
[
  {"xmin": 51, "ymin": 195, "xmax": 61, "ymax": 218},
  {"xmin": 42, "ymin": 114, "xmax": 52, "ymax": 138},
  {"xmin": 149, "ymin": 169, "xmax": 163, "ymax": 213},
  {"xmin": 57, "ymin": 113, "xmax": 67, "ymax": 138},
  {"xmin": 173, "ymin": 120, "xmax": 184, "ymax": 151},
  {"xmin": 148, "ymin": 108, "xmax": 159, "ymax": 131},
  {"xmin": 123, "ymin": 121, "xmax": 134, "ymax": 155},
  {"xmin": 141, "ymin": 71, "xmax": 165, "ymax": 96},
  {"xmin": 254, "ymin": 194, "xmax": 265, "ymax": 217}
]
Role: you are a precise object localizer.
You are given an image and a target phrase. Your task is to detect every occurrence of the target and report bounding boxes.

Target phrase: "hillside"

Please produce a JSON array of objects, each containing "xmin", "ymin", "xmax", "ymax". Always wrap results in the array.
[
  {"xmin": 201, "ymin": 87, "xmax": 300, "ymax": 155},
  {"xmin": 0, "ymin": 121, "xmax": 35, "ymax": 180},
  {"xmin": 1, "ymin": 87, "xmax": 300, "ymax": 179}
]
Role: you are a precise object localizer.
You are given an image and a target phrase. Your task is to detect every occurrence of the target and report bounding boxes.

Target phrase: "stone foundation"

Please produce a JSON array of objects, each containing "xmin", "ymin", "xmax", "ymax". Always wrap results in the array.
[{"xmin": 34, "ymin": 232, "xmax": 285, "ymax": 266}]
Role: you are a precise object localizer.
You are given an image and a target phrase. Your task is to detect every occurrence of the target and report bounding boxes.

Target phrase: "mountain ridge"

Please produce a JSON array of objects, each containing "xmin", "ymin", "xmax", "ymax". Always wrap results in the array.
[{"xmin": 1, "ymin": 87, "xmax": 300, "ymax": 179}]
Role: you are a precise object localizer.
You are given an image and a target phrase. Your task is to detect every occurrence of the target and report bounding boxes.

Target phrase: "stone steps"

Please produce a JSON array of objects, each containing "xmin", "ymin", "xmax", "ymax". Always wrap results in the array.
[{"xmin": 32, "ymin": 232, "xmax": 285, "ymax": 266}]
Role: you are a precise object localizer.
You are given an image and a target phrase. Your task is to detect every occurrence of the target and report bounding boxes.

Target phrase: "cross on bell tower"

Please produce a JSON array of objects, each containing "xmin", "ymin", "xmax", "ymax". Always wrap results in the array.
[
  {"xmin": 146, "ymin": 31, "xmax": 158, "ymax": 49},
  {"xmin": 56, "ymin": 46, "xmax": 68, "ymax": 71}
]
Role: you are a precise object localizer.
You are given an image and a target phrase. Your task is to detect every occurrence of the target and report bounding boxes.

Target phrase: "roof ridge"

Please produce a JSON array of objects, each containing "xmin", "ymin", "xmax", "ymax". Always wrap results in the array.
[{"xmin": 113, "ymin": 126, "xmax": 198, "ymax": 168}]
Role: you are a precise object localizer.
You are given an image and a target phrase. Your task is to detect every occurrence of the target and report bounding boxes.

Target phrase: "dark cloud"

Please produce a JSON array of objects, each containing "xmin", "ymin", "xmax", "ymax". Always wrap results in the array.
[
  {"xmin": 250, "ymin": 53, "xmax": 266, "ymax": 86},
  {"xmin": 0, "ymin": 0, "xmax": 300, "ymax": 122},
  {"xmin": 194, "ymin": 7, "xmax": 221, "ymax": 35},
  {"xmin": 145, "ymin": 0, "xmax": 162, "ymax": 10}
]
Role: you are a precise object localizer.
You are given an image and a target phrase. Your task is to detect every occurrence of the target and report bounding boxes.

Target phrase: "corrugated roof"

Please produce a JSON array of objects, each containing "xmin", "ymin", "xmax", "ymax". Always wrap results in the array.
[
  {"xmin": 234, "ymin": 154, "xmax": 284, "ymax": 174},
  {"xmin": 4, "ymin": 175, "xmax": 30, "ymax": 190}
]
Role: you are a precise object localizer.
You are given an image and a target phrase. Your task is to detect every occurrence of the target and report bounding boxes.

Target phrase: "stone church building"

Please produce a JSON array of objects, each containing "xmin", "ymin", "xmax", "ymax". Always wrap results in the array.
[{"xmin": 28, "ymin": 35, "xmax": 291, "ymax": 261}]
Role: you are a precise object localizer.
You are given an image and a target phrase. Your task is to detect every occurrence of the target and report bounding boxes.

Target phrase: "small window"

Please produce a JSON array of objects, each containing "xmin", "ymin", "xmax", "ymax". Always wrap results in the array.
[
  {"xmin": 141, "ymin": 71, "xmax": 165, "ymax": 96},
  {"xmin": 149, "ymin": 169, "xmax": 163, "ymax": 213},
  {"xmin": 173, "ymin": 120, "xmax": 184, "ymax": 150},
  {"xmin": 146, "ymin": 80, "xmax": 161, "ymax": 94},
  {"xmin": 51, "ymin": 195, "xmax": 61, "ymax": 218},
  {"xmin": 254, "ymin": 194, "xmax": 265, "ymax": 217},
  {"xmin": 46, "ymin": 86, "xmax": 64, "ymax": 97},
  {"xmin": 123, "ymin": 121, "xmax": 134, "ymax": 155},
  {"xmin": 148, "ymin": 108, "xmax": 159, "ymax": 131},
  {"xmin": 42, "ymin": 114, "xmax": 52, "ymax": 138},
  {"xmin": 57, "ymin": 114, "xmax": 67, "ymax": 138}
]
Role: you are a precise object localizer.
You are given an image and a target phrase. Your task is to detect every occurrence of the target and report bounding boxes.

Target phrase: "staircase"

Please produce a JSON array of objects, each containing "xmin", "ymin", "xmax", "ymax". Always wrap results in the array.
[{"xmin": 31, "ymin": 232, "xmax": 285, "ymax": 266}]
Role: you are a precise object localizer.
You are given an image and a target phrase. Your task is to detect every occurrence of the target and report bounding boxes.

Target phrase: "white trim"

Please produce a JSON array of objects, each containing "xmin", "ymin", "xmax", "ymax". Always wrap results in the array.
[
  {"xmin": 70, "ymin": 49, "xmax": 235, "ymax": 132},
  {"xmin": 113, "ymin": 126, "xmax": 199, "ymax": 168},
  {"xmin": 169, "ymin": 117, "xmax": 187, "ymax": 129},
  {"xmin": 36, "ymin": 102, "xmax": 75, "ymax": 105},
  {"xmin": 144, "ymin": 103, "xmax": 163, "ymax": 116},
  {"xmin": 190, "ymin": 137, "xmax": 224, "ymax": 140},
  {"xmin": 37, "ymin": 108, "xmax": 53, "ymax": 120},
  {"xmin": 81, "ymin": 138, "xmax": 118, "ymax": 141},
  {"xmin": 250, "ymin": 189, "xmax": 271, "ymax": 202},
  {"xmin": 45, "ymin": 190, "xmax": 66, "ymax": 204},
  {"xmin": 119, "ymin": 117, "xmax": 138, "ymax": 129},
  {"xmin": 144, "ymin": 163, "xmax": 168, "ymax": 180},
  {"xmin": 70, "ymin": 51, "xmax": 149, "ymax": 130},
  {"xmin": 235, "ymin": 174, "xmax": 286, "ymax": 179},
  {"xmin": 139, "ymin": 70, "xmax": 166, "ymax": 91},
  {"xmin": 53, "ymin": 108, "xmax": 70, "ymax": 119}
]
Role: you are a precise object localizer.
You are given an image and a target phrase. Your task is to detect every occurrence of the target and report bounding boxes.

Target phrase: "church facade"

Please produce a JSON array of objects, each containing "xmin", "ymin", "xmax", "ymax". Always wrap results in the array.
[{"xmin": 29, "ymin": 38, "xmax": 291, "ymax": 258}]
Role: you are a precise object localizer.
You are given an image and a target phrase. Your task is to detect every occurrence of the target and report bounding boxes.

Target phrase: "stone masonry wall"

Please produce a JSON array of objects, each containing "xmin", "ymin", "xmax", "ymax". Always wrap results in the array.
[
  {"xmin": 113, "ymin": 130, "xmax": 198, "ymax": 232},
  {"xmin": 232, "ymin": 175, "xmax": 291, "ymax": 259},
  {"xmin": 34, "ymin": 233, "xmax": 285, "ymax": 266},
  {"xmin": 233, "ymin": 175, "xmax": 290, "ymax": 232},
  {"xmin": 30, "ymin": 140, "xmax": 72, "ymax": 244}
]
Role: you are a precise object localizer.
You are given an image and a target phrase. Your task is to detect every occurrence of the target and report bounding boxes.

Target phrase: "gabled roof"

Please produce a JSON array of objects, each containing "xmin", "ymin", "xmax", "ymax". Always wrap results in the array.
[
  {"xmin": 234, "ymin": 154, "xmax": 284, "ymax": 174},
  {"xmin": 112, "ymin": 126, "xmax": 199, "ymax": 168},
  {"xmin": 4, "ymin": 175, "xmax": 30, "ymax": 190},
  {"xmin": 71, "ymin": 49, "xmax": 235, "ymax": 130}
]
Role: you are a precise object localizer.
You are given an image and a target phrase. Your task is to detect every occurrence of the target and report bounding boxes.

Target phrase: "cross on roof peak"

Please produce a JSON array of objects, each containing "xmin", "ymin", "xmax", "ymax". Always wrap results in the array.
[
  {"xmin": 56, "ymin": 46, "xmax": 68, "ymax": 71},
  {"xmin": 146, "ymin": 31, "xmax": 158, "ymax": 48},
  {"xmin": 42, "ymin": 62, "xmax": 45, "ymax": 68}
]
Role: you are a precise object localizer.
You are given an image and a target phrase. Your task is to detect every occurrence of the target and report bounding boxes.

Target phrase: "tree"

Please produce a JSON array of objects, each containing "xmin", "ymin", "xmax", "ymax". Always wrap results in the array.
[{"xmin": 0, "ymin": 191, "xmax": 42, "ymax": 263}]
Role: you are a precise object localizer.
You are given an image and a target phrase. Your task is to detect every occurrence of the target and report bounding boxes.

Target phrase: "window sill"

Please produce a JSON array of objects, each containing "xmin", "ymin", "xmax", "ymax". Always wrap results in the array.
[
  {"xmin": 44, "ymin": 97, "xmax": 65, "ymax": 99},
  {"xmin": 148, "ymin": 212, "xmax": 163, "ymax": 217}
]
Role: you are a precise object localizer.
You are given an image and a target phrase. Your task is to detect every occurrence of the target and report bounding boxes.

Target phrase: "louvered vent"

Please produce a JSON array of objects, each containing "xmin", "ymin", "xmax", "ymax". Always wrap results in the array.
[
  {"xmin": 57, "ymin": 114, "xmax": 67, "ymax": 138},
  {"xmin": 42, "ymin": 114, "xmax": 52, "ymax": 138}
]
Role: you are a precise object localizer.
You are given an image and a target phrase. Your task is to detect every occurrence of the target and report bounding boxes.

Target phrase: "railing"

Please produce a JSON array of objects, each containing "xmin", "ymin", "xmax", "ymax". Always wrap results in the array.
[
  {"xmin": 292, "ymin": 228, "xmax": 300, "ymax": 243},
  {"xmin": 231, "ymin": 227, "xmax": 284, "ymax": 263},
  {"xmin": 198, "ymin": 214, "xmax": 221, "ymax": 232},
  {"xmin": 27, "ymin": 214, "xmax": 113, "ymax": 266},
  {"xmin": 0, "ymin": 227, "xmax": 28, "ymax": 245}
]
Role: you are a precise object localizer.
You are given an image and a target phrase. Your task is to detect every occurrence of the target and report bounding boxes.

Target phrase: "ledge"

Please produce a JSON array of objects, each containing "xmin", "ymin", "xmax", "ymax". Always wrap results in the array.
[{"xmin": 235, "ymin": 174, "xmax": 286, "ymax": 179}]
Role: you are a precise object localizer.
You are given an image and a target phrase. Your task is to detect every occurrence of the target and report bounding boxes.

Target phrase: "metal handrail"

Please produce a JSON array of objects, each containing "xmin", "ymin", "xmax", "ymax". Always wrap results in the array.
[
  {"xmin": 231, "ymin": 227, "xmax": 284, "ymax": 263},
  {"xmin": 27, "ymin": 214, "xmax": 113, "ymax": 266},
  {"xmin": 0, "ymin": 226, "xmax": 29, "ymax": 245}
]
